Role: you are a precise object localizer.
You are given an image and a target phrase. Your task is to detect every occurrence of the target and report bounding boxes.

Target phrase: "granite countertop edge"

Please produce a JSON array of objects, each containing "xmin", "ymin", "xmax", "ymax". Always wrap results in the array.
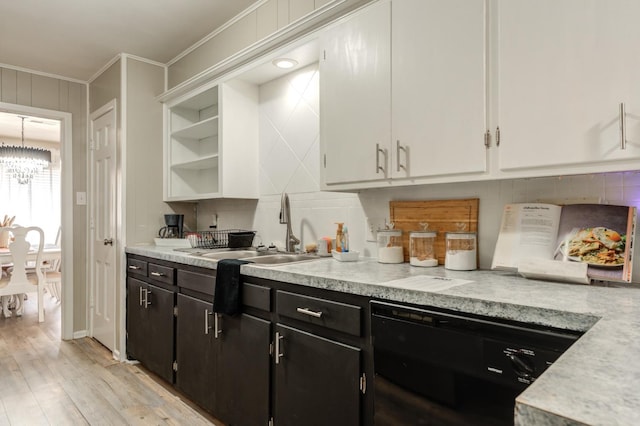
[{"xmin": 126, "ymin": 245, "xmax": 640, "ymax": 426}]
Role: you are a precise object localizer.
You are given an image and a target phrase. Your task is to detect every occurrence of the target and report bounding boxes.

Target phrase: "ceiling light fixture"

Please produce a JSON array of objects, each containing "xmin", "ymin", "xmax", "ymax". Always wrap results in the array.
[
  {"xmin": 272, "ymin": 58, "xmax": 298, "ymax": 69},
  {"xmin": 0, "ymin": 116, "xmax": 51, "ymax": 184}
]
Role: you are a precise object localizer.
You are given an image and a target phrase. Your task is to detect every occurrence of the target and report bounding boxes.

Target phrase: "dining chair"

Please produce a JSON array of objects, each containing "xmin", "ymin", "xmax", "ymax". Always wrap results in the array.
[
  {"xmin": 0, "ymin": 226, "xmax": 45, "ymax": 322},
  {"xmin": 44, "ymin": 255, "xmax": 62, "ymax": 302},
  {"xmin": 42, "ymin": 226, "xmax": 62, "ymax": 301}
]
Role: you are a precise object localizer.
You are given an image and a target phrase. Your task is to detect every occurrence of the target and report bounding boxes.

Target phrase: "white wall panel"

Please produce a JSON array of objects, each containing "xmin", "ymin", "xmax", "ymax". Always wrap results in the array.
[{"xmin": 257, "ymin": 0, "xmax": 278, "ymax": 39}]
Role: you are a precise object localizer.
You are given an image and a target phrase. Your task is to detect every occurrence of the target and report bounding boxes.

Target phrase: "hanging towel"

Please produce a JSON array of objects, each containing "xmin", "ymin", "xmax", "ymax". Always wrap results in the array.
[{"xmin": 213, "ymin": 259, "xmax": 252, "ymax": 315}]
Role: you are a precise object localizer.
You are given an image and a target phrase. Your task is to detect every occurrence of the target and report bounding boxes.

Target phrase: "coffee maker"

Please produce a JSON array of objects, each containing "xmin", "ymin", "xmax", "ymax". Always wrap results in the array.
[{"xmin": 158, "ymin": 214, "xmax": 184, "ymax": 238}]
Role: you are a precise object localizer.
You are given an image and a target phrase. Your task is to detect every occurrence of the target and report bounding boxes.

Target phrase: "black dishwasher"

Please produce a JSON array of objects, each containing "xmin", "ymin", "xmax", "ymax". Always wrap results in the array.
[{"xmin": 370, "ymin": 301, "xmax": 581, "ymax": 425}]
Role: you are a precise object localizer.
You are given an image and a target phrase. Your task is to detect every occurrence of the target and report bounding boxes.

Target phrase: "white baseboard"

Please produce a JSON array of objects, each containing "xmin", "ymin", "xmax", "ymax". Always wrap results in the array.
[{"xmin": 72, "ymin": 330, "xmax": 88, "ymax": 339}]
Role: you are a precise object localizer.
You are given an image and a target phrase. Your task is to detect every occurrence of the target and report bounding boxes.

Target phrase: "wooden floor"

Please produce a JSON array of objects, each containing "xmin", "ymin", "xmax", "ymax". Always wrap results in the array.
[{"xmin": 0, "ymin": 293, "xmax": 221, "ymax": 425}]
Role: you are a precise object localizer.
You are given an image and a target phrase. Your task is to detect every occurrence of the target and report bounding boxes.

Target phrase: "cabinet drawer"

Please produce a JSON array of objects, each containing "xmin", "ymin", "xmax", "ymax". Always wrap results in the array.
[
  {"xmin": 243, "ymin": 283, "xmax": 271, "ymax": 312},
  {"xmin": 127, "ymin": 258, "xmax": 147, "ymax": 277},
  {"xmin": 178, "ymin": 269, "xmax": 215, "ymax": 296},
  {"xmin": 148, "ymin": 263, "xmax": 175, "ymax": 285},
  {"xmin": 276, "ymin": 290, "xmax": 361, "ymax": 336}
]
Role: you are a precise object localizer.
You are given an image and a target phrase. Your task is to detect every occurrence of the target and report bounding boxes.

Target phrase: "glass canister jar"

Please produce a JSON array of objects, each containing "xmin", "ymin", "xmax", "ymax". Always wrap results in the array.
[
  {"xmin": 444, "ymin": 232, "xmax": 477, "ymax": 270},
  {"xmin": 377, "ymin": 229, "xmax": 404, "ymax": 264},
  {"xmin": 410, "ymin": 231, "xmax": 438, "ymax": 267}
]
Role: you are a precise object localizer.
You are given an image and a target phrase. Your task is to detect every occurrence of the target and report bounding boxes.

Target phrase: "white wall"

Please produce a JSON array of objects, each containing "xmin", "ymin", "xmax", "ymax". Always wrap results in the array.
[{"xmin": 197, "ymin": 64, "xmax": 640, "ymax": 280}]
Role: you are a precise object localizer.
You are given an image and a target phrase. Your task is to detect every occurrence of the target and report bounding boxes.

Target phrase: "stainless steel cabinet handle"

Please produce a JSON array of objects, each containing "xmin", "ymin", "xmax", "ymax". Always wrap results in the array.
[
  {"xmin": 143, "ymin": 289, "xmax": 151, "ymax": 308},
  {"xmin": 103, "ymin": 238, "xmax": 113, "ymax": 246},
  {"xmin": 128, "ymin": 265, "xmax": 140, "ymax": 270},
  {"xmin": 275, "ymin": 332, "xmax": 284, "ymax": 365},
  {"xmin": 396, "ymin": 140, "xmax": 407, "ymax": 172},
  {"xmin": 150, "ymin": 271, "xmax": 164, "ymax": 277},
  {"xmin": 296, "ymin": 307, "xmax": 323, "ymax": 318},
  {"xmin": 620, "ymin": 102, "xmax": 627, "ymax": 150},
  {"xmin": 214, "ymin": 313, "xmax": 222, "ymax": 339},
  {"xmin": 376, "ymin": 144, "xmax": 385, "ymax": 174},
  {"xmin": 204, "ymin": 309, "xmax": 214, "ymax": 335},
  {"xmin": 139, "ymin": 286, "xmax": 144, "ymax": 307}
]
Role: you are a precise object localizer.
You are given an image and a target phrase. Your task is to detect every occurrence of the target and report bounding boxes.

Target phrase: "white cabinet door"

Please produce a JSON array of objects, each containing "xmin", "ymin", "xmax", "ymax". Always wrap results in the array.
[
  {"xmin": 320, "ymin": 0, "xmax": 391, "ymax": 185},
  {"xmin": 498, "ymin": 0, "xmax": 640, "ymax": 171},
  {"xmin": 392, "ymin": 0, "xmax": 487, "ymax": 179}
]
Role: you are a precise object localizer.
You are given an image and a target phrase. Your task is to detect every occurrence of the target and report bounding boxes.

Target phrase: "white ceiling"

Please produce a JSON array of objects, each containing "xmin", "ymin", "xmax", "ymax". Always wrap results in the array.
[
  {"xmin": 0, "ymin": 0, "xmax": 260, "ymax": 82},
  {"xmin": 0, "ymin": 112, "xmax": 61, "ymax": 143}
]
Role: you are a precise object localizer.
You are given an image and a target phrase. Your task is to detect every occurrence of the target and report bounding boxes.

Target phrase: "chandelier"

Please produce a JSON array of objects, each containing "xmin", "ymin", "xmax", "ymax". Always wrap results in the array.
[{"xmin": 0, "ymin": 116, "xmax": 51, "ymax": 184}]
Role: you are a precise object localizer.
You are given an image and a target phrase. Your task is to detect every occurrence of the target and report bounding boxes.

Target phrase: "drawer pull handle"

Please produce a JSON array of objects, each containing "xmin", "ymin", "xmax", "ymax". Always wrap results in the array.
[
  {"xmin": 150, "ymin": 271, "xmax": 164, "ymax": 277},
  {"xmin": 128, "ymin": 265, "xmax": 140, "ymax": 270},
  {"xmin": 296, "ymin": 307, "xmax": 323, "ymax": 318},
  {"xmin": 275, "ymin": 332, "xmax": 284, "ymax": 365},
  {"xmin": 204, "ymin": 309, "xmax": 214, "ymax": 335},
  {"xmin": 214, "ymin": 313, "xmax": 222, "ymax": 339}
]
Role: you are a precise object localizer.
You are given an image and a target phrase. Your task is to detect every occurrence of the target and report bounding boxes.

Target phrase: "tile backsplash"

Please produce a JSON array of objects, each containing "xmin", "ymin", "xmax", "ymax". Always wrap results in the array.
[{"xmin": 195, "ymin": 63, "xmax": 640, "ymax": 282}]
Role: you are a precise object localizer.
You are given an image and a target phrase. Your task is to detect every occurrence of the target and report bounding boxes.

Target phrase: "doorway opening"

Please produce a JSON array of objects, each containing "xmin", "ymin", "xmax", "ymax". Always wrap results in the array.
[{"xmin": 0, "ymin": 103, "xmax": 73, "ymax": 340}]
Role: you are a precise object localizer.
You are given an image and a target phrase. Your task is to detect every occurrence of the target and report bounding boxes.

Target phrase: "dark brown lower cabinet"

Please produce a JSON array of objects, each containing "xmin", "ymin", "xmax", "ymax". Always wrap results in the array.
[
  {"xmin": 175, "ymin": 293, "xmax": 271, "ymax": 425},
  {"xmin": 273, "ymin": 323, "xmax": 361, "ymax": 426},
  {"xmin": 126, "ymin": 277, "xmax": 175, "ymax": 383},
  {"xmin": 175, "ymin": 293, "xmax": 217, "ymax": 413},
  {"xmin": 217, "ymin": 313, "xmax": 271, "ymax": 426}
]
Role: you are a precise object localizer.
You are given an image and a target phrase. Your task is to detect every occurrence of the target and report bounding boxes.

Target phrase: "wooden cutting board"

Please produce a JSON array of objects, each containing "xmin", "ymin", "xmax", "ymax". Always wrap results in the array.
[{"xmin": 389, "ymin": 198, "xmax": 479, "ymax": 264}]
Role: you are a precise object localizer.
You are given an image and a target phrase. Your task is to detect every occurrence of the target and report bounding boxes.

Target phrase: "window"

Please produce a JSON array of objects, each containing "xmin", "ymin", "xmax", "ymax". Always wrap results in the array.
[{"xmin": 0, "ymin": 163, "xmax": 61, "ymax": 244}]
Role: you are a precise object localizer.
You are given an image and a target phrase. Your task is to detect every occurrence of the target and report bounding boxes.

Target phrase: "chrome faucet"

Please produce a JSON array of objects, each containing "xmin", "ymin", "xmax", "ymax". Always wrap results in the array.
[{"xmin": 280, "ymin": 192, "xmax": 300, "ymax": 252}]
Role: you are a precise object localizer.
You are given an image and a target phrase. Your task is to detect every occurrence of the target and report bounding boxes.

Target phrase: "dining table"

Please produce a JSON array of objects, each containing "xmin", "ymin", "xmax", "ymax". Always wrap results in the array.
[{"xmin": 0, "ymin": 244, "xmax": 62, "ymax": 266}]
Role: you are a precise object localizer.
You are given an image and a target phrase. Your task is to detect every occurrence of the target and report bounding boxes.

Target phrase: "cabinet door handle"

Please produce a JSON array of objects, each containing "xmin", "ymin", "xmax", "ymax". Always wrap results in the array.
[
  {"xmin": 396, "ymin": 140, "xmax": 407, "ymax": 172},
  {"xmin": 214, "ymin": 313, "xmax": 222, "ymax": 339},
  {"xmin": 139, "ymin": 286, "xmax": 144, "ymax": 307},
  {"xmin": 274, "ymin": 332, "xmax": 284, "ymax": 365},
  {"xmin": 128, "ymin": 265, "xmax": 140, "ymax": 270},
  {"xmin": 204, "ymin": 309, "xmax": 214, "ymax": 335},
  {"xmin": 376, "ymin": 144, "xmax": 385, "ymax": 174},
  {"xmin": 620, "ymin": 102, "xmax": 627, "ymax": 150},
  {"xmin": 296, "ymin": 307, "xmax": 323, "ymax": 318},
  {"xmin": 143, "ymin": 289, "xmax": 152, "ymax": 308},
  {"xmin": 150, "ymin": 271, "xmax": 164, "ymax": 277}
]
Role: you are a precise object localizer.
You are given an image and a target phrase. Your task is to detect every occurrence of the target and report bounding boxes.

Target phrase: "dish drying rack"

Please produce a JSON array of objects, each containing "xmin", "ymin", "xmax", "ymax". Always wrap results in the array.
[{"xmin": 185, "ymin": 229, "xmax": 250, "ymax": 249}]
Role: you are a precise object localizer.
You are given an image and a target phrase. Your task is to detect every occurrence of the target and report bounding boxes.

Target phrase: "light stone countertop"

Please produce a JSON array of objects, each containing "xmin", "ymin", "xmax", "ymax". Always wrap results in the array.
[{"xmin": 126, "ymin": 245, "xmax": 640, "ymax": 426}]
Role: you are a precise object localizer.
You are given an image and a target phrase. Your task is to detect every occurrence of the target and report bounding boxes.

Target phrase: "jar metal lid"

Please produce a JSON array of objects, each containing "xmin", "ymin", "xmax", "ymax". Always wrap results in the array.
[
  {"xmin": 445, "ymin": 231, "xmax": 476, "ymax": 238},
  {"xmin": 410, "ymin": 231, "xmax": 437, "ymax": 237}
]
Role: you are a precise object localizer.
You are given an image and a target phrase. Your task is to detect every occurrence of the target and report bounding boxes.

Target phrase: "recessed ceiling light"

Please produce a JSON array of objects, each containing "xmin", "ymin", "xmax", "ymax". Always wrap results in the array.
[{"xmin": 272, "ymin": 58, "xmax": 298, "ymax": 69}]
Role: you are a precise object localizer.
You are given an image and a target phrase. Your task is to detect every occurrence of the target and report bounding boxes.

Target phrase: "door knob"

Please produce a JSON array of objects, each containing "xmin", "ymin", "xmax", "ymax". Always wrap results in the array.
[{"xmin": 103, "ymin": 238, "xmax": 113, "ymax": 246}]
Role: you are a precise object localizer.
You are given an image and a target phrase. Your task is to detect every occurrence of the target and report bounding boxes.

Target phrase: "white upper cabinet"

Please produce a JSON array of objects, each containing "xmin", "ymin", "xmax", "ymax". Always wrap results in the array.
[
  {"xmin": 320, "ymin": 0, "xmax": 391, "ymax": 185},
  {"xmin": 320, "ymin": 0, "xmax": 488, "ymax": 189},
  {"xmin": 496, "ymin": 0, "xmax": 640, "ymax": 173},
  {"xmin": 392, "ymin": 0, "xmax": 487, "ymax": 179},
  {"xmin": 164, "ymin": 80, "xmax": 258, "ymax": 201}
]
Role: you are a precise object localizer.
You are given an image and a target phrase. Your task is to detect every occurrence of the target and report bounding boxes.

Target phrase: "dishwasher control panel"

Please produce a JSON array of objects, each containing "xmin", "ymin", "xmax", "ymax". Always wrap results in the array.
[{"xmin": 483, "ymin": 339, "xmax": 562, "ymax": 387}]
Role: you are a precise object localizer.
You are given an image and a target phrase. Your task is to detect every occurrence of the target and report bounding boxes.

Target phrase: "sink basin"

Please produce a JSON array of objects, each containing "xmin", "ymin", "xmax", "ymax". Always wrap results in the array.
[
  {"xmin": 196, "ymin": 249, "xmax": 259, "ymax": 260},
  {"xmin": 244, "ymin": 254, "xmax": 318, "ymax": 266}
]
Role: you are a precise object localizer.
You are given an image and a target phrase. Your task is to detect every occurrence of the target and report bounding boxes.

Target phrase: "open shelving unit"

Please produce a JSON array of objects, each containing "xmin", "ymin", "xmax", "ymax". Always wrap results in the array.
[{"xmin": 164, "ymin": 80, "xmax": 259, "ymax": 201}]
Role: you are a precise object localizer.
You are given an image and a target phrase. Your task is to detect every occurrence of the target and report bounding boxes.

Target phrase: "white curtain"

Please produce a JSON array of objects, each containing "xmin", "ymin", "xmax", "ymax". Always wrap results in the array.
[{"xmin": 0, "ymin": 164, "xmax": 61, "ymax": 245}]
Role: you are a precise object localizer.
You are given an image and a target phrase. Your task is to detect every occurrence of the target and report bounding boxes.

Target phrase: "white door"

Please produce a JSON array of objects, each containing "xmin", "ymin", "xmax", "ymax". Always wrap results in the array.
[
  {"xmin": 89, "ymin": 101, "xmax": 117, "ymax": 352},
  {"xmin": 320, "ymin": 0, "xmax": 391, "ymax": 185},
  {"xmin": 498, "ymin": 0, "xmax": 640, "ymax": 171},
  {"xmin": 391, "ymin": 0, "xmax": 487, "ymax": 179}
]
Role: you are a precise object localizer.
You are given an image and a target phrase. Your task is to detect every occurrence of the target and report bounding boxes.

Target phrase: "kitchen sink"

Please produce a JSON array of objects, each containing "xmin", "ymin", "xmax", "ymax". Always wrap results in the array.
[
  {"xmin": 244, "ymin": 254, "xmax": 318, "ymax": 266},
  {"xmin": 189, "ymin": 249, "xmax": 320, "ymax": 266},
  {"xmin": 195, "ymin": 249, "xmax": 259, "ymax": 260}
]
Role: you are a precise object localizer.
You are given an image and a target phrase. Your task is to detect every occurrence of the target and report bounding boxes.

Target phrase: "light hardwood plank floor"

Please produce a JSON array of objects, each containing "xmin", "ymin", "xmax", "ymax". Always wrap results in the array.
[{"xmin": 0, "ymin": 292, "xmax": 221, "ymax": 425}]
